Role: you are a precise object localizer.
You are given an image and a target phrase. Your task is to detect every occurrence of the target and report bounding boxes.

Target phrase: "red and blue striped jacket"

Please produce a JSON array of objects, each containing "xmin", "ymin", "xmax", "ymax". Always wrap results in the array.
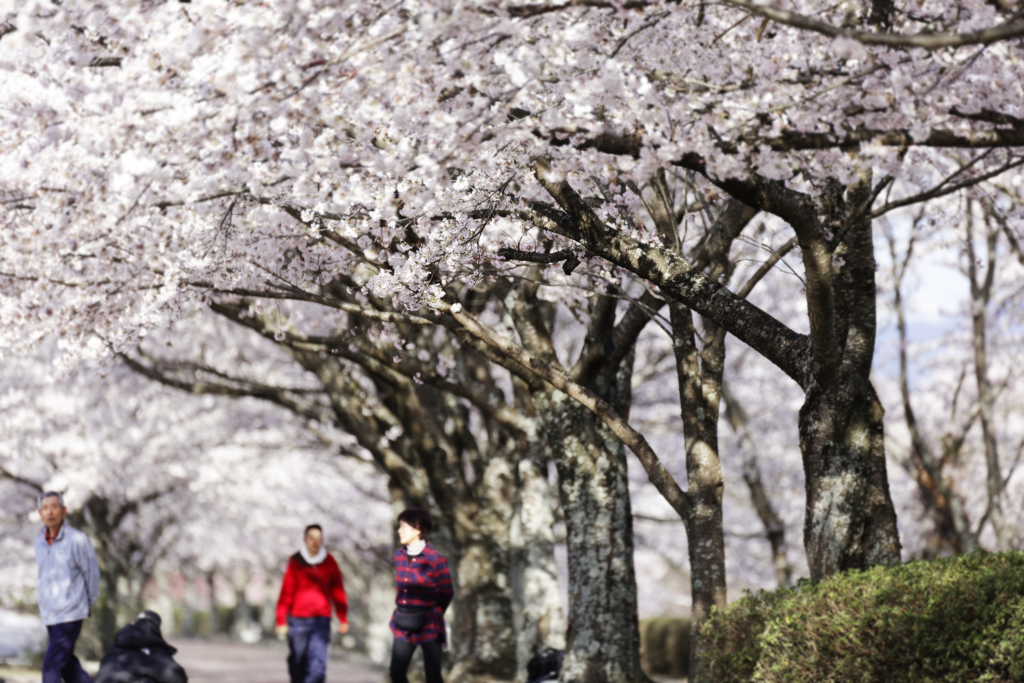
[{"xmin": 390, "ymin": 542, "xmax": 454, "ymax": 645}]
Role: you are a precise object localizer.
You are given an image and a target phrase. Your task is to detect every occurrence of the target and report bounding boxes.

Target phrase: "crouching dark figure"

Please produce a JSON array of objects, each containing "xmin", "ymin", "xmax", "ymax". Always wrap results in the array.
[
  {"xmin": 95, "ymin": 611, "xmax": 187, "ymax": 683},
  {"xmin": 526, "ymin": 649, "xmax": 563, "ymax": 683}
]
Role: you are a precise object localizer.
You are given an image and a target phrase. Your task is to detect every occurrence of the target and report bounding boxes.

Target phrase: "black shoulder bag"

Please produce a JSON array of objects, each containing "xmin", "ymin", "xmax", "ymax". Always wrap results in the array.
[{"xmin": 394, "ymin": 605, "xmax": 429, "ymax": 632}]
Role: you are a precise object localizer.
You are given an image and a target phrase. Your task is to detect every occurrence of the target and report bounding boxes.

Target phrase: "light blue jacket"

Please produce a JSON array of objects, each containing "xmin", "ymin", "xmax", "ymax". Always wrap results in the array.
[{"xmin": 34, "ymin": 523, "xmax": 100, "ymax": 626}]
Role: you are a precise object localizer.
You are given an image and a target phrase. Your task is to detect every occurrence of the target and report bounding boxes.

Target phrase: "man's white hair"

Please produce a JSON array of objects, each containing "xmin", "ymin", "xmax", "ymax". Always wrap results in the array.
[{"xmin": 38, "ymin": 491, "xmax": 65, "ymax": 508}]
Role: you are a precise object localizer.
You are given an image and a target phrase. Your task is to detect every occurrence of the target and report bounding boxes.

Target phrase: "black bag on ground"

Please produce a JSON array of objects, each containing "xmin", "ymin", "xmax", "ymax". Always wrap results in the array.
[
  {"xmin": 95, "ymin": 611, "xmax": 188, "ymax": 683},
  {"xmin": 394, "ymin": 605, "xmax": 429, "ymax": 632},
  {"xmin": 526, "ymin": 648, "xmax": 564, "ymax": 683}
]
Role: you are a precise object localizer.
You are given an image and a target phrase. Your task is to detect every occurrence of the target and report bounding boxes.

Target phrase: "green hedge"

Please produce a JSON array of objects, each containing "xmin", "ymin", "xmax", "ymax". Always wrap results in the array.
[
  {"xmin": 640, "ymin": 617, "xmax": 691, "ymax": 678},
  {"xmin": 702, "ymin": 551, "xmax": 1024, "ymax": 683}
]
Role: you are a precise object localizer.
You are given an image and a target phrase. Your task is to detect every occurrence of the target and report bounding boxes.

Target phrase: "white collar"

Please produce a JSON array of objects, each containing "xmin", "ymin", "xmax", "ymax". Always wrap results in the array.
[
  {"xmin": 406, "ymin": 540, "xmax": 427, "ymax": 556},
  {"xmin": 300, "ymin": 545, "xmax": 327, "ymax": 565}
]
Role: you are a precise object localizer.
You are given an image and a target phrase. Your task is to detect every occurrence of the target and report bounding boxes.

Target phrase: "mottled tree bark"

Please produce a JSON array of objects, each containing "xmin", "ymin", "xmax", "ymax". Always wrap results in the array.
[
  {"xmin": 536, "ymin": 355, "xmax": 645, "ymax": 683},
  {"xmin": 799, "ymin": 378, "xmax": 899, "ymax": 576},
  {"xmin": 669, "ymin": 303, "xmax": 727, "ymax": 682},
  {"xmin": 657, "ymin": 197, "xmax": 755, "ymax": 681},
  {"xmin": 511, "ymin": 380, "xmax": 566, "ymax": 679},
  {"xmin": 499, "ymin": 274, "xmax": 647, "ymax": 683},
  {"xmin": 448, "ymin": 449, "xmax": 519, "ymax": 683},
  {"xmin": 799, "ymin": 176, "xmax": 900, "ymax": 578},
  {"xmin": 527, "ymin": 161, "xmax": 904, "ymax": 579}
]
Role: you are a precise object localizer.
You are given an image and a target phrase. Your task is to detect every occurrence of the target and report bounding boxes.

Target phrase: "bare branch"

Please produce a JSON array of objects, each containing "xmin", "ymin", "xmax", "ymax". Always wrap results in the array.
[
  {"xmin": 951, "ymin": 107, "xmax": 1024, "ymax": 128},
  {"xmin": 87, "ymin": 56, "xmax": 122, "ymax": 68},
  {"xmin": 528, "ymin": 156, "xmax": 813, "ymax": 388},
  {"xmin": 721, "ymin": 0, "xmax": 1024, "ymax": 49},
  {"xmin": 735, "ymin": 237, "xmax": 798, "ymax": 299},
  {"xmin": 337, "ymin": 338, "xmax": 541, "ymax": 436},
  {"xmin": 0, "ymin": 465, "xmax": 44, "ymax": 492},
  {"xmin": 570, "ymin": 289, "xmax": 664, "ymax": 384},
  {"xmin": 871, "ymin": 155, "xmax": 1024, "ymax": 219},
  {"xmin": 187, "ymin": 281, "xmax": 438, "ymax": 325},
  {"xmin": 497, "ymin": 247, "xmax": 582, "ymax": 274},
  {"xmin": 122, "ymin": 353, "xmax": 333, "ymax": 426},
  {"xmin": 560, "ymin": 120, "xmax": 1024, "ymax": 162},
  {"xmin": 438, "ymin": 300, "xmax": 692, "ymax": 521},
  {"xmin": 609, "ymin": 11, "xmax": 670, "ymax": 58},
  {"xmin": 501, "ymin": 0, "xmax": 653, "ymax": 18}
]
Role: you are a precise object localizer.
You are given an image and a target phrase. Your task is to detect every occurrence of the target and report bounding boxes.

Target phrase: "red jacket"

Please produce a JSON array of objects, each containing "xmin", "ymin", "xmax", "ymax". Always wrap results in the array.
[{"xmin": 275, "ymin": 552, "xmax": 348, "ymax": 626}]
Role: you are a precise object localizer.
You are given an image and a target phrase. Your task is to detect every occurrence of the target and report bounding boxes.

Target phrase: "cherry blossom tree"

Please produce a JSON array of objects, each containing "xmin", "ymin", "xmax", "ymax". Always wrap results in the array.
[
  {"xmin": 0, "ymin": 344, "xmax": 391, "ymax": 655},
  {"xmin": 881, "ymin": 196, "xmax": 1024, "ymax": 557},
  {"xmin": 3, "ymin": 1, "xmax": 1024, "ymax": 681},
  {"xmin": 124, "ymin": 308, "xmax": 569, "ymax": 682},
  {"xmin": 0, "ymin": 350, "xmax": 205, "ymax": 653}
]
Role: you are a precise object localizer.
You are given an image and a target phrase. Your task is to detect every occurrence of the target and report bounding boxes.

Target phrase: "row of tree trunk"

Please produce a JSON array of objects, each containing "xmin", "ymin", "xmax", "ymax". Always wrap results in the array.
[{"xmin": 118, "ymin": 165, "xmax": 944, "ymax": 683}]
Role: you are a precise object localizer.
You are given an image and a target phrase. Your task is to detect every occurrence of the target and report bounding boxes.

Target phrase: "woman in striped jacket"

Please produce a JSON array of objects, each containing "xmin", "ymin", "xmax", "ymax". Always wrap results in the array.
[{"xmin": 389, "ymin": 508, "xmax": 454, "ymax": 683}]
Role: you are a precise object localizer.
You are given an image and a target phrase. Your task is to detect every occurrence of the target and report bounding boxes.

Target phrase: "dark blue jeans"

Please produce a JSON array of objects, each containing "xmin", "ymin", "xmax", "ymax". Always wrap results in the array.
[
  {"xmin": 44, "ymin": 620, "xmax": 93, "ymax": 683},
  {"xmin": 287, "ymin": 616, "xmax": 331, "ymax": 683}
]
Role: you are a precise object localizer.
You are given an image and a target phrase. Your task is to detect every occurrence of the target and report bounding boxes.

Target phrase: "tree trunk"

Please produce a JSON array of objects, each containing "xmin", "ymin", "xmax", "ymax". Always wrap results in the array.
[
  {"xmin": 536, "ymin": 350, "xmax": 646, "ymax": 683},
  {"xmin": 182, "ymin": 565, "xmax": 198, "ymax": 637},
  {"xmin": 800, "ymin": 378, "xmax": 901, "ymax": 578},
  {"xmin": 967, "ymin": 212, "xmax": 1012, "ymax": 551},
  {"xmin": 887, "ymin": 227, "xmax": 977, "ymax": 556},
  {"xmin": 448, "ymin": 449, "xmax": 519, "ymax": 683},
  {"xmin": 530, "ymin": 161, "xmax": 905, "ymax": 582},
  {"xmin": 206, "ymin": 570, "xmax": 221, "ymax": 634},
  {"xmin": 668, "ymin": 304, "xmax": 728, "ymax": 683},
  {"xmin": 87, "ymin": 567, "xmax": 120, "ymax": 658},
  {"xmin": 511, "ymin": 427, "xmax": 566, "ymax": 681},
  {"xmin": 232, "ymin": 568, "xmax": 255, "ymax": 640},
  {"xmin": 70, "ymin": 498, "xmax": 130, "ymax": 656},
  {"xmin": 801, "ymin": 177, "xmax": 901, "ymax": 579}
]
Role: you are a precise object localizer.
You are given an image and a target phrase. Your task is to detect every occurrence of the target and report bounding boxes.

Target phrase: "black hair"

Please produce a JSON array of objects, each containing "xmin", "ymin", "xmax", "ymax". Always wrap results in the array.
[
  {"xmin": 397, "ymin": 508, "xmax": 433, "ymax": 539},
  {"xmin": 304, "ymin": 524, "xmax": 323, "ymax": 537}
]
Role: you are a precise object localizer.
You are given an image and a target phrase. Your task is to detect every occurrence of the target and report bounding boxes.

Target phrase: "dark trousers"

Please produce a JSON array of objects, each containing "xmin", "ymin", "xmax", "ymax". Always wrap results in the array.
[
  {"xmin": 390, "ymin": 638, "xmax": 443, "ymax": 683},
  {"xmin": 287, "ymin": 616, "xmax": 331, "ymax": 683},
  {"xmin": 43, "ymin": 620, "xmax": 93, "ymax": 683}
]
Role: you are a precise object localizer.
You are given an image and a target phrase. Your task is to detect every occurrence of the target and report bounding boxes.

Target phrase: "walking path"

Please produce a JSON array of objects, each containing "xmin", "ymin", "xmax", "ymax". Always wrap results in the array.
[
  {"xmin": 0, "ymin": 641, "xmax": 383, "ymax": 683},
  {"xmin": 170, "ymin": 640, "xmax": 384, "ymax": 683}
]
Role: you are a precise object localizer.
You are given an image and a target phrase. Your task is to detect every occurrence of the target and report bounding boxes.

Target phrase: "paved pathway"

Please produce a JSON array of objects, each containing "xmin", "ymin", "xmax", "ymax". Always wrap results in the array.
[
  {"xmin": 168, "ymin": 640, "xmax": 384, "ymax": 683},
  {"xmin": 1, "ymin": 641, "xmax": 383, "ymax": 683}
]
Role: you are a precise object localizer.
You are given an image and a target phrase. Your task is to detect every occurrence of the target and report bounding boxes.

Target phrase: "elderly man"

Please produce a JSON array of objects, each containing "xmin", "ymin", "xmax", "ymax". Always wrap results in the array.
[
  {"xmin": 275, "ymin": 524, "xmax": 349, "ymax": 683},
  {"xmin": 35, "ymin": 491, "xmax": 100, "ymax": 683}
]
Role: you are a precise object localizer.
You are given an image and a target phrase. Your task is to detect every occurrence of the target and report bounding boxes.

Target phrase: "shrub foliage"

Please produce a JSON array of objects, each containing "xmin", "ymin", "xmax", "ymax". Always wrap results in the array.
[
  {"xmin": 702, "ymin": 551, "xmax": 1024, "ymax": 682},
  {"xmin": 640, "ymin": 617, "xmax": 691, "ymax": 678}
]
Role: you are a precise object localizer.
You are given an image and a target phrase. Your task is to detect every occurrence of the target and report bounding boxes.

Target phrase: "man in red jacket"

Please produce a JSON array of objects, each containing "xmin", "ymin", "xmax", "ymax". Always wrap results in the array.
[{"xmin": 275, "ymin": 524, "xmax": 349, "ymax": 683}]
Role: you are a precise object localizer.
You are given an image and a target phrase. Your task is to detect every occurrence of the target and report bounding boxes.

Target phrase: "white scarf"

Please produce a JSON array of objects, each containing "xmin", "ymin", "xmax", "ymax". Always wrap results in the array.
[
  {"xmin": 300, "ymin": 543, "xmax": 327, "ymax": 566},
  {"xmin": 407, "ymin": 540, "xmax": 427, "ymax": 556}
]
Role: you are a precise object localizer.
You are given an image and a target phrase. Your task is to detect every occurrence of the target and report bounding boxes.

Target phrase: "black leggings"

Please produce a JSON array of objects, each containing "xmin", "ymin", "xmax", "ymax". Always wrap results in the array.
[{"xmin": 390, "ymin": 638, "xmax": 444, "ymax": 683}]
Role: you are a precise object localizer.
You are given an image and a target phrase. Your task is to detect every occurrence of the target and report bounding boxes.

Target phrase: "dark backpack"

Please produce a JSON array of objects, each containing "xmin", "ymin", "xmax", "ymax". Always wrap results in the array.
[
  {"xmin": 526, "ymin": 649, "xmax": 564, "ymax": 683},
  {"xmin": 95, "ymin": 611, "xmax": 187, "ymax": 683}
]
